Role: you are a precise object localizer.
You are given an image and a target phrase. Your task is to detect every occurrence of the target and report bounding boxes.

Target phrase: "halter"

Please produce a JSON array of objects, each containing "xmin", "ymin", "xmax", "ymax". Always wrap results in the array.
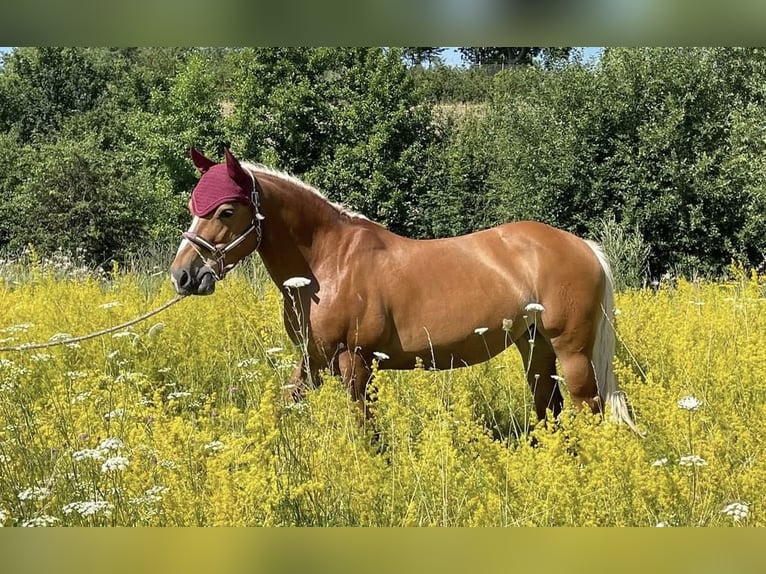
[{"xmin": 182, "ymin": 172, "xmax": 265, "ymax": 281}]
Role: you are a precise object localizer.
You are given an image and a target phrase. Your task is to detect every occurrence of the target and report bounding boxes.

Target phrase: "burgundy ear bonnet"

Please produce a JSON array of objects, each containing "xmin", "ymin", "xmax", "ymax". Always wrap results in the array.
[{"xmin": 189, "ymin": 148, "xmax": 254, "ymax": 217}]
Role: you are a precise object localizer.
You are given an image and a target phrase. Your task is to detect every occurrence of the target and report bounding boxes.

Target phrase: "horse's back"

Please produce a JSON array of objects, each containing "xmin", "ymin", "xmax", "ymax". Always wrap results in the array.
[{"xmin": 333, "ymin": 220, "xmax": 603, "ymax": 366}]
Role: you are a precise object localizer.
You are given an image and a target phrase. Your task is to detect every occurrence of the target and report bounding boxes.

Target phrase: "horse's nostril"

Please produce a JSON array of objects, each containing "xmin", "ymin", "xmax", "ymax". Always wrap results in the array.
[
  {"xmin": 177, "ymin": 269, "xmax": 190, "ymax": 289},
  {"xmin": 172, "ymin": 268, "xmax": 193, "ymax": 292}
]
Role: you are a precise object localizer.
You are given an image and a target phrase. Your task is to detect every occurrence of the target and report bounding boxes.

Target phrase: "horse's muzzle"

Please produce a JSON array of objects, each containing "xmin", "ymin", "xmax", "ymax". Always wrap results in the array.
[{"xmin": 170, "ymin": 266, "xmax": 216, "ymax": 296}]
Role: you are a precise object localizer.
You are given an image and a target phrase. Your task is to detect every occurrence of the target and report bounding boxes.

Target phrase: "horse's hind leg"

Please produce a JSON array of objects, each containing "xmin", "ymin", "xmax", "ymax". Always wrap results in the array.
[
  {"xmin": 551, "ymin": 345, "xmax": 602, "ymax": 416},
  {"xmin": 515, "ymin": 328, "xmax": 563, "ymax": 421}
]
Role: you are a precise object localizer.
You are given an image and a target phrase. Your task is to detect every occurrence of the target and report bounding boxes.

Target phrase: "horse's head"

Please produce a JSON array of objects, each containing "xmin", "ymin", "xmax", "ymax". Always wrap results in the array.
[{"xmin": 169, "ymin": 147, "xmax": 263, "ymax": 296}]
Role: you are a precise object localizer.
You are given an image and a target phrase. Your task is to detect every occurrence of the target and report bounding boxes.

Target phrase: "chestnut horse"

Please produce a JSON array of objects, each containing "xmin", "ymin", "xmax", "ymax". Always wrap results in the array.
[{"xmin": 170, "ymin": 148, "xmax": 638, "ymax": 432}]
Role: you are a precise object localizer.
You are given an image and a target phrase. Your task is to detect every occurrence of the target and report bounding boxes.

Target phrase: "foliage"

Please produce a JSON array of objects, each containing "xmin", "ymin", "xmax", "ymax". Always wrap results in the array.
[
  {"xmin": 1, "ymin": 47, "xmax": 766, "ymax": 276},
  {"xmin": 458, "ymin": 47, "xmax": 572, "ymax": 69},
  {"xmin": 446, "ymin": 47, "xmax": 766, "ymax": 277},
  {"xmin": 402, "ymin": 48, "xmax": 444, "ymax": 67},
  {"xmin": 410, "ymin": 64, "xmax": 492, "ymax": 104},
  {"xmin": 595, "ymin": 216, "xmax": 651, "ymax": 290},
  {"xmin": 226, "ymin": 47, "xmax": 438, "ymax": 236},
  {"xmin": 418, "ymin": 107, "xmax": 498, "ymax": 238},
  {"xmin": 0, "ymin": 47, "xmax": 198, "ymax": 261},
  {"xmin": 0, "ymin": 263, "xmax": 763, "ymax": 526}
]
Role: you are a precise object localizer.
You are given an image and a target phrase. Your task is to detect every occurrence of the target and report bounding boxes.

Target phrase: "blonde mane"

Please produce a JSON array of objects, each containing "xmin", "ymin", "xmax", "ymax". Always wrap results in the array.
[{"xmin": 241, "ymin": 161, "xmax": 369, "ymax": 221}]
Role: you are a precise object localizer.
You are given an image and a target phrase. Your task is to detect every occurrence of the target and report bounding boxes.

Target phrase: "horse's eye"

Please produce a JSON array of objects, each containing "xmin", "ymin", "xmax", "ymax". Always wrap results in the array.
[{"xmin": 219, "ymin": 209, "xmax": 235, "ymax": 219}]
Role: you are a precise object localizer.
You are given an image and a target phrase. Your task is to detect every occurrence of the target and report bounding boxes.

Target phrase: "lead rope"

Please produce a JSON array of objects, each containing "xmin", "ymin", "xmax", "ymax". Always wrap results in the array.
[{"xmin": 0, "ymin": 294, "xmax": 187, "ymax": 352}]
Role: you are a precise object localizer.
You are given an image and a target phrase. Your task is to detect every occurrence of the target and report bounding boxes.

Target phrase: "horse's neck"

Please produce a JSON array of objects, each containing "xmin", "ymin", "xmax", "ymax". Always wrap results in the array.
[{"xmin": 256, "ymin": 178, "xmax": 341, "ymax": 286}]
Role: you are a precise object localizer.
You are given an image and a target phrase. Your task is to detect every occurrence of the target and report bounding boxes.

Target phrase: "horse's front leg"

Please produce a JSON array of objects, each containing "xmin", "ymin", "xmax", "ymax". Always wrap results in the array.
[
  {"xmin": 286, "ymin": 356, "xmax": 320, "ymax": 402},
  {"xmin": 337, "ymin": 349, "xmax": 373, "ymax": 419}
]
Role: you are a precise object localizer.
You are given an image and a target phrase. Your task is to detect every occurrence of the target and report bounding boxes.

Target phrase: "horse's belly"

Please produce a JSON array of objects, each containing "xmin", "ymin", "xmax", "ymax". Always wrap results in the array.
[{"xmin": 386, "ymin": 320, "xmax": 522, "ymax": 370}]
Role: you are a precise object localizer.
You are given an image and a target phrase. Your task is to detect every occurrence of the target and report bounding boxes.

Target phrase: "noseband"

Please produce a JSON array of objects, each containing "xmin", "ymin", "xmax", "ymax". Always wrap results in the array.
[{"xmin": 182, "ymin": 172, "xmax": 265, "ymax": 281}]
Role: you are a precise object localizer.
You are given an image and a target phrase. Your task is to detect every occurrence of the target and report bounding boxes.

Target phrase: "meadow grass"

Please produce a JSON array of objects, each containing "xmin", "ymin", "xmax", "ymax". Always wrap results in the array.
[{"xmin": 0, "ymin": 259, "xmax": 763, "ymax": 526}]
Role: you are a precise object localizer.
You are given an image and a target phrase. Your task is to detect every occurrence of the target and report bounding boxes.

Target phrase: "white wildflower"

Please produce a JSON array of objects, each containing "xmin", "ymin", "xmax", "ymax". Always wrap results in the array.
[
  {"xmin": 73, "ymin": 449, "xmax": 105, "ymax": 462},
  {"xmin": 98, "ymin": 302, "xmax": 122, "ymax": 309},
  {"xmin": 286, "ymin": 401, "xmax": 308, "ymax": 412},
  {"xmin": 474, "ymin": 327, "xmax": 489, "ymax": 336},
  {"xmin": 129, "ymin": 485, "xmax": 169, "ymax": 506},
  {"xmin": 158, "ymin": 460, "xmax": 177, "ymax": 470},
  {"xmin": 372, "ymin": 351, "xmax": 390, "ymax": 361},
  {"xmin": 146, "ymin": 485, "xmax": 169, "ymax": 497},
  {"xmin": 679, "ymin": 455, "xmax": 707, "ymax": 468},
  {"xmin": 237, "ymin": 358, "xmax": 259, "ymax": 368},
  {"xmin": 721, "ymin": 502, "xmax": 749, "ymax": 522},
  {"xmin": 265, "ymin": 347, "xmax": 283, "ymax": 354},
  {"xmin": 101, "ymin": 456, "xmax": 130, "ymax": 473},
  {"xmin": 524, "ymin": 303, "xmax": 545, "ymax": 313},
  {"xmin": 651, "ymin": 457, "xmax": 669, "ymax": 467},
  {"xmin": 104, "ymin": 408, "xmax": 124, "ymax": 420},
  {"xmin": 678, "ymin": 396, "xmax": 702, "ymax": 411},
  {"xmin": 131, "ymin": 485, "xmax": 169, "ymax": 505},
  {"xmin": 167, "ymin": 391, "xmax": 191, "ymax": 400},
  {"xmin": 21, "ymin": 515, "xmax": 58, "ymax": 527},
  {"xmin": 63, "ymin": 500, "xmax": 114, "ymax": 518},
  {"xmin": 655, "ymin": 521, "xmax": 671, "ymax": 527},
  {"xmin": 30, "ymin": 353, "xmax": 52, "ymax": 362},
  {"xmin": 283, "ymin": 277, "xmax": 312, "ymax": 289},
  {"xmin": 0, "ymin": 359, "xmax": 15, "ymax": 369},
  {"xmin": 18, "ymin": 486, "xmax": 51, "ymax": 501},
  {"xmin": 1, "ymin": 323, "xmax": 33, "ymax": 334},
  {"xmin": 111, "ymin": 331, "xmax": 137, "ymax": 339},
  {"xmin": 204, "ymin": 440, "xmax": 225, "ymax": 453},
  {"xmin": 0, "ymin": 508, "xmax": 7, "ymax": 524},
  {"xmin": 97, "ymin": 438, "xmax": 124, "ymax": 451},
  {"xmin": 71, "ymin": 391, "xmax": 92, "ymax": 404},
  {"xmin": 0, "ymin": 455, "xmax": 10, "ymax": 464},
  {"xmin": 65, "ymin": 371, "xmax": 87, "ymax": 379}
]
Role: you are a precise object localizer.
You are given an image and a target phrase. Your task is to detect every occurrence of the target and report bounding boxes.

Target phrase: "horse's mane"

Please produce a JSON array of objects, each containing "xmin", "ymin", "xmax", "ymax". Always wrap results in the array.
[{"xmin": 241, "ymin": 161, "xmax": 370, "ymax": 223}]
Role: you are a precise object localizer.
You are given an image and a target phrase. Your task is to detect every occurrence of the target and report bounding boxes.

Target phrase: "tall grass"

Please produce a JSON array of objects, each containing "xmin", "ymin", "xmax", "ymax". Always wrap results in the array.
[
  {"xmin": 596, "ymin": 216, "xmax": 651, "ymax": 290},
  {"xmin": 0, "ymin": 257, "xmax": 763, "ymax": 526}
]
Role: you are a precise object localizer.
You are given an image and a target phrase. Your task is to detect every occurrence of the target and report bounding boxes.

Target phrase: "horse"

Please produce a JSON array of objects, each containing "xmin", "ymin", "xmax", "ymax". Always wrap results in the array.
[{"xmin": 169, "ymin": 148, "xmax": 639, "ymax": 433}]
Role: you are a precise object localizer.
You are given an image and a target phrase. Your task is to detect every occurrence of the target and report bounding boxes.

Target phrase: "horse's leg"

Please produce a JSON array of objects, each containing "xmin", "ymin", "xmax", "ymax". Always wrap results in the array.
[
  {"xmin": 337, "ymin": 350, "xmax": 373, "ymax": 418},
  {"xmin": 515, "ymin": 328, "xmax": 562, "ymax": 420},
  {"xmin": 286, "ymin": 357, "xmax": 320, "ymax": 402},
  {"xmin": 551, "ymin": 343, "xmax": 602, "ymax": 416}
]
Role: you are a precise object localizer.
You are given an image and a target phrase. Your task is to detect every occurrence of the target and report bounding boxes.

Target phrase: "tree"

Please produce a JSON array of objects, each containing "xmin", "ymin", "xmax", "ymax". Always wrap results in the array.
[
  {"xmin": 402, "ymin": 48, "xmax": 444, "ymax": 67},
  {"xmin": 228, "ymin": 47, "xmax": 439, "ymax": 236},
  {"xmin": 1, "ymin": 133, "xmax": 175, "ymax": 263},
  {"xmin": 458, "ymin": 47, "xmax": 571, "ymax": 69},
  {"xmin": 478, "ymin": 47, "xmax": 766, "ymax": 277},
  {"xmin": 0, "ymin": 47, "xmax": 199, "ymax": 259},
  {"xmin": 0, "ymin": 47, "xmax": 113, "ymax": 141}
]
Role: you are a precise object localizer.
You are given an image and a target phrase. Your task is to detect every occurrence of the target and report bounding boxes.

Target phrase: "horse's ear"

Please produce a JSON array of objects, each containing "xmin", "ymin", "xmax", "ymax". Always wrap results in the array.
[
  {"xmin": 224, "ymin": 147, "xmax": 251, "ymax": 190},
  {"xmin": 190, "ymin": 148, "xmax": 216, "ymax": 173}
]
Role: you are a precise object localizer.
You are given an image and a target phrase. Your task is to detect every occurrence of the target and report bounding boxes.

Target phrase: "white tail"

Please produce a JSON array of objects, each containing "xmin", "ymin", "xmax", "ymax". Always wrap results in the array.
[{"xmin": 584, "ymin": 240, "xmax": 641, "ymax": 435}]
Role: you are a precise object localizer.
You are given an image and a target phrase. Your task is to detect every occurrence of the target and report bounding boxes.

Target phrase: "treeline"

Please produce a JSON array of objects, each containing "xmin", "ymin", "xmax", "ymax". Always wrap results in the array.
[{"xmin": 0, "ymin": 47, "xmax": 764, "ymax": 280}]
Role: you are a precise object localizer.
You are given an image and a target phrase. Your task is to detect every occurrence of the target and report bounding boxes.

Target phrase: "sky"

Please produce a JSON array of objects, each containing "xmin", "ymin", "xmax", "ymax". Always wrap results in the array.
[{"xmin": 440, "ymin": 46, "xmax": 603, "ymax": 66}]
